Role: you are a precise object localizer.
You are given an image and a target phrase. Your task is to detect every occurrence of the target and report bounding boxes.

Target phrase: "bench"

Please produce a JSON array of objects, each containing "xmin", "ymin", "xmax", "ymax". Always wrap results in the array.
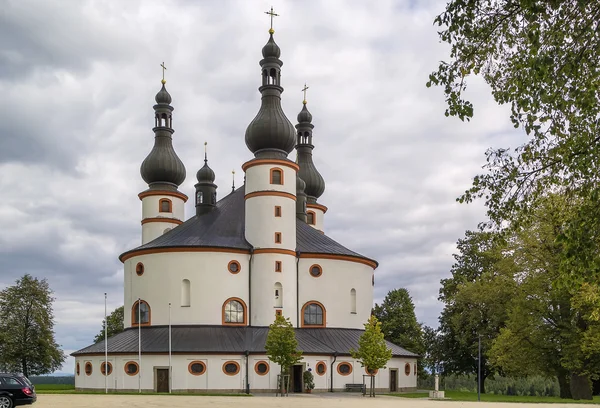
[{"xmin": 345, "ymin": 383, "xmax": 365, "ymax": 393}]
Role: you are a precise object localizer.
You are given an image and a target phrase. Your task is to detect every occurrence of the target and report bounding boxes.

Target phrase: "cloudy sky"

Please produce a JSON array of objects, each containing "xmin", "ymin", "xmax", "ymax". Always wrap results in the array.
[{"xmin": 0, "ymin": 0, "xmax": 524, "ymax": 374}]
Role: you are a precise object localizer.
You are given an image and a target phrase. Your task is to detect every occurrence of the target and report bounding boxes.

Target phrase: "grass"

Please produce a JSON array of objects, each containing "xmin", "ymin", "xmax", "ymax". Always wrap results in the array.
[{"xmin": 390, "ymin": 390, "xmax": 600, "ymax": 404}]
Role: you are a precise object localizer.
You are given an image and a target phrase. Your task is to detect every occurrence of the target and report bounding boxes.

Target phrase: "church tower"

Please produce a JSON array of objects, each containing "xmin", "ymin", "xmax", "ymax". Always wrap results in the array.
[
  {"xmin": 139, "ymin": 76, "xmax": 187, "ymax": 244},
  {"xmin": 243, "ymin": 15, "xmax": 299, "ymax": 326},
  {"xmin": 194, "ymin": 143, "xmax": 218, "ymax": 215},
  {"xmin": 295, "ymin": 94, "xmax": 326, "ymax": 232}
]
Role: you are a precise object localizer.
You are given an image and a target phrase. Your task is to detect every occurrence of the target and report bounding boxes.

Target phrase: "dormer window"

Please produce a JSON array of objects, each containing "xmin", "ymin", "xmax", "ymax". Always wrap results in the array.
[
  {"xmin": 159, "ymin": 198, "xmax": 172, "ymax": 213},
  {"xmin": 270, "ymin": 168, "xmax": 283, "ymax": 185}
]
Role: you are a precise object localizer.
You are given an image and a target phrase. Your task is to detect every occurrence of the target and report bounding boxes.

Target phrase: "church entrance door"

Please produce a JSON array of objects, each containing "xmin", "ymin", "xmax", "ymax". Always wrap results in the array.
[
  {"xmin": 390, "ymin": 369, "xmax": 398, "ymax": 392},
  {"xmin": 156, "ymin": 368, "xmax": 169, "ymax": 393},
  {"xmin": 291, "ymin": 365, "xmax": 303, "ymax": 393}
]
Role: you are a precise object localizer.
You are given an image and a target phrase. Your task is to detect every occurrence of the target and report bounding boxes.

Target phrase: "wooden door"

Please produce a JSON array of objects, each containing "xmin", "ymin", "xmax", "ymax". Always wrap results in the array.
[
  {"xmin": 390, "ymin": 369, "xmax": 398, "ymax": 392},
  {"xmin": 156, "ymin": 368, "xmax": 169, "ymax": 393}
]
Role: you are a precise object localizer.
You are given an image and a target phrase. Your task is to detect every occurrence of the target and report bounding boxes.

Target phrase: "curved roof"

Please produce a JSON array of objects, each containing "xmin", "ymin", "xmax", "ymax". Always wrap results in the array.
[{"xmin": 120, "ymin": 186, "xmax": 377, "ymax": 268}]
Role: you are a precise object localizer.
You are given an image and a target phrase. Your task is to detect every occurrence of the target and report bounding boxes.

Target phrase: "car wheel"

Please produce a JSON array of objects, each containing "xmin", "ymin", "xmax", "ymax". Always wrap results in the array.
[{"xmin": 0, "ymin": 396, "xmax": 13, "ymax": 408}]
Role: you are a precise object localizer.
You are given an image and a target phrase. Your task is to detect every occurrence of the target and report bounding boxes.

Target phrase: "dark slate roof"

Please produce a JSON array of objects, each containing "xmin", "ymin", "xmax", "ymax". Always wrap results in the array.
[
  {"xmin": 120, "ymin": 186, "xmax": 377, "ymax": 267},
  {"xmin": 72, "ymin": 326, "xmax": 418, "ymax": 358}
]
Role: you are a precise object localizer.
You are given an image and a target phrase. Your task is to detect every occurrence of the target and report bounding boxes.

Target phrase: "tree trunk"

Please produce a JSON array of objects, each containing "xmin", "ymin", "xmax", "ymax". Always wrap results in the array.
[
  {"xmin": 557, "ymin": 370, "xmax": 572, "ymax": 399},
  {"xmin": 476, "ymin": 372, "xmax": 487, "ymax": 394},
  {"xmin": 570, "ymin": 372, "xmax": 593, "ymax": 400},
  {"xmin": 592, "ymin": 378, "xmax": 600, "ymax": 396},
  {"xmin": 21, "ymin": 358, "xmax": 28, "ymax": 378}
]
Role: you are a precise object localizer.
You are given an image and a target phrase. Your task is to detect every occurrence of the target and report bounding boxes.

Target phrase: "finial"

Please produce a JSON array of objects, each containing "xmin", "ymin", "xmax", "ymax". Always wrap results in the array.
[
  {"xmin": 204, "ymin": 141, "xmax": 208, "ymax": 163},
  {"xmin": 232, "ymin": 169, "xmax": 236, "ymax": 192},
  {"xmin": 302, "ymin": 83, "xmax": 309, "ymax": 105},
  {"xmin": 265, "ymin": 6, "xmax": 279, "ymax": 33},
  {"xmin": 160, "ymin": 62, "xmax": 167, "ymax": 84}
]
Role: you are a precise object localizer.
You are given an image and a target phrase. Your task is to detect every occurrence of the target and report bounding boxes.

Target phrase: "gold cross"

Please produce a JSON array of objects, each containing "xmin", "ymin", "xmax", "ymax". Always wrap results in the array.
[
  {"xmin": 264, "ymin": 6, "xmax": 279, "ymax": 33},
  {"xmin": 302, "ymin": 83, "xmax": 309, "ymax": 104},
  {"xmin": 160, "ymin": 62, "xmax": 167, "ymax": 84}
]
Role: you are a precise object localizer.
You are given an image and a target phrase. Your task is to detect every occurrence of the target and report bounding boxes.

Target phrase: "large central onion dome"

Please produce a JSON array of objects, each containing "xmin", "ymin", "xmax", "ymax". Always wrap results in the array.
[{"xmin": 245, "ymin": 32, "xmax": 296, "ymax": 159}]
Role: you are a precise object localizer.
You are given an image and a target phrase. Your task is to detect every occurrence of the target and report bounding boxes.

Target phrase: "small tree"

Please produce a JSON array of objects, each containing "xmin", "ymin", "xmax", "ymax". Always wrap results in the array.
[
  {"xmin": 265, "ymin": 314, "xmax": 303, "ymax": 394},
  {"xmin": 351, "ymin": 315, "xmax": 393, "ymax": 397},
  {"xmin": 0, "ymin": 274, "xmax": 66, "ymax": 377},
  {"xmin": 93, "ymin": 306, "xmax": 124, "ymax": 343}
]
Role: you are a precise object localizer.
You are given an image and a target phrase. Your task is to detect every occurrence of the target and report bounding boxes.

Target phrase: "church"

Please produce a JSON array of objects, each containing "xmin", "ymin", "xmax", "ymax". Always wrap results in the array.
[{"xmin": 72, "ymin": 16, "xmax": 418, "ymax": 394}]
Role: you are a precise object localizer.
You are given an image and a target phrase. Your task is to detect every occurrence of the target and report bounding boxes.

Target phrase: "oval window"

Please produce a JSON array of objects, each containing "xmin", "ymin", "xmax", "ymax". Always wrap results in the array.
[
  {"xmin": 76, "ymin": 362, "xmax": 80, "ymax": 376},
  {"xmin": 309, "ymin": 264, "xmax": 322, "ymax": 277},
  {"xmin": 136, "ymin": 262, "xmax": 144, "ymax": 276},
  {"xmin": 255, "ymin": 361, "xmax": 269, "ymax": 376},
  {"xmin": 228, "ymin": 260, "xmax": 241, "ymax": 274},
  {"xmin": 223, "ymin": 361, "xmax": 240, "ymax": 376},
  {"xmin": 365, "ymin": 367, "xmax": 378, "ymax": 375},
  {"xmin": 405, "ymin": 363, "xmax": 411, "ymax": 376},
  {"xmin": 337, "ymin": 362, "xmax": 352, "ymax": 376},
  {"xmin": 316, "ymin": 361, "xmax": 327, "ymax": 376},
  {"xmin": 101, "ymin": 362, "xmax": 112, "ymax": 376},
  {"xmin": 84, "ymin": 362, "xmax": 92, "ymax": 376},
  {"xmin": 188, "ymin": 361, "xmax": 206, "ymax": 376},
  {"xmin": 125, "ymin": 361, "xmax": 139, "ymax": 376}
]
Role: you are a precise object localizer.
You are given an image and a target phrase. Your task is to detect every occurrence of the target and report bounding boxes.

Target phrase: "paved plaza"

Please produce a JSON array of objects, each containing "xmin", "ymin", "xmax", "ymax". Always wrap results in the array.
[{"xmin": 35, "ymin": 394, "xmax": 598, "ymax": 408}]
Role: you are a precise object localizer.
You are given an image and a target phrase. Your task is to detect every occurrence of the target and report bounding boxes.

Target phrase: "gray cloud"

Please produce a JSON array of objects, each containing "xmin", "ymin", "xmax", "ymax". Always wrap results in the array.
[{"xmin": 0, "ymin": 0, "xmax": 525, "ymax": 373}]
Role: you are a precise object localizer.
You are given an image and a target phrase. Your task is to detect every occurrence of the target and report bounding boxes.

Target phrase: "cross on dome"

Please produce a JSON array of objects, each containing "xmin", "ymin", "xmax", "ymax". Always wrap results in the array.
[{"xmin": 264, "ymin": 6, "xmax": 279, "ymax": 34}]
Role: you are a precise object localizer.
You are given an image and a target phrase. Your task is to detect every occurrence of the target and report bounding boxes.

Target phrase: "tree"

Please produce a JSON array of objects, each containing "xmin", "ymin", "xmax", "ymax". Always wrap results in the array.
[
  {"xmin": 350, "ymin": 315, "xmax": 392, "ymax": 397},
  {"xmin": 421, "ymin": 325, "xmax": 443, "ymax": 376},
  {"xmin": 0, "ymin": 274, "xmax": 66, "ymax": 377},
  {"xmin": 372, "ymin": 288, "xmax": 424, "ymax": 357},
  {"xmin": 437, "ymin": 230, "xmax": 514, "ymax": 393},
  {"xmin": 93, "ymin": 306, "xmax": 124, "ymax": 343},
  {"xmin": 428, "ymin": 1, "xmax": 600, "ymax": 233},
  {"xmin": 265, "ymin": 314, "xmax": 303, "ymax": 394}
]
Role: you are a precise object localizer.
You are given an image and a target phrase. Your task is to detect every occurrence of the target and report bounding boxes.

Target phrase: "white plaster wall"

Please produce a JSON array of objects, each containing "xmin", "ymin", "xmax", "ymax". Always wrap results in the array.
[
  {"xmin": 74, "ymin": 354, "xmax": 418, "ymax": 391},
  {"xmin": 141, "ymin": 195, "xmax": 185, "ymax": 220},
  {"xmin": 307, "ymin": 207, "xmax": 325, "ymax": 232},
  {"xmin": 141, "ymin": 221, "xmax": 180, "ymax": 245},
  {"xmin": 245, "ymin": 196, "xmax": 296, "ymax": 250},
  {"xmin": 124, "ymin": 252, "xmax": 250, "ymax": 327},
  {"xmin": 298, "ymin": 258, "xmax": 373, "ymax": 329},
  {"xmin": 250, "ymin": 253, "xmax": 298, "ymax": 327},
  {"xmin": 245, "ymin": 164, "xmax": 296, "ymax": 196}
]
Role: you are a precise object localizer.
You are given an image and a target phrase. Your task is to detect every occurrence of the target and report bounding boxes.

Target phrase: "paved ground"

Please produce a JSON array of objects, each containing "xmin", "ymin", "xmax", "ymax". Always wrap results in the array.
[{"xmin": 35, "ymin": 394, "xmax": 599, "ymax": 408}]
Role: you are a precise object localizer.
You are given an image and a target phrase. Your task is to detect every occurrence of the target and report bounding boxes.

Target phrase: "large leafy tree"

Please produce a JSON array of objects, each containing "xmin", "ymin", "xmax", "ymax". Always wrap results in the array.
[
  {"xmin": 265, "ymin": 314, "xmax": 303, "ymax": 393},
  {"xmin": 350, "ymin": 315, "xmax": 392, "ymax": 396},
  {"xmin": 372, "ymin": 288, "xmax": 424, "ymax": 357},
  {"xmin": 0, "ymin": 274, "xmax": 66, "ymax": 377},
  {"xmin": 428, "ymin": 1, "xmax": 600, "ymax": 231},
  {"xmin": 93, "ymin": 306, "xmax": 124, "ymax": 343}
]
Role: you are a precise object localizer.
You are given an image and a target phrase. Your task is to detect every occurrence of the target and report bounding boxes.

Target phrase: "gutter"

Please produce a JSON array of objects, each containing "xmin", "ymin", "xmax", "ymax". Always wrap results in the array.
[
  {"xmin": 249, "ymin": 248, "xmax": 254, "ymax": 326},
  {"xmin": 245, "ymin": 350, "xmax": 250, "ymax": 394},
  {"xmin": 330, "ymin": 352, "xmax": 338, "ymax": 392}
]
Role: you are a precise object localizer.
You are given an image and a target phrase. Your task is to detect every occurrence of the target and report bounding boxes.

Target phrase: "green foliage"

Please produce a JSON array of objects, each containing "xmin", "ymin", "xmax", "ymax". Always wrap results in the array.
[
  {"xmin": 350, "ymin": 315, "xmax": 392, "ymax": 374},
  {"xmin": 372, "ymin": 288, "xmax": 424, "ymax": 356},
  {"xmin": 93, "ymin": 306, "xmax": 124, "ymax": 343},
  {"xmin": 429, "ymin": 1, "xmax": 600, "ymax": 233},
  {"xmin": 421, "ymin": 325, "xmax": 443, "ymax": 375},
  {"xmin": 393, "ymin": 390, "xmax": 600, "ymax": 403},
  {"xmin": 419, "ymin": 374, "xmax": 560, "ymax": 397},
  {"xmin": 265, "ymin": 314, "xmax": 303, "ymax": 376},
  {"xmin": 0, "ymin": 274, "xmax": 66, "ymax": 377},
  {"xmin": 303, "ymin": 370, "xmax": 315, "ymax": 390}
]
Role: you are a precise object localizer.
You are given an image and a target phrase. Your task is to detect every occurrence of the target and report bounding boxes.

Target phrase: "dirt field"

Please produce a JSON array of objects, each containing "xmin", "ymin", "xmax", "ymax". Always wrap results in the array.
[{"xmin": 34, "ymin": 394, "xmax": 599, "ymax": 408}]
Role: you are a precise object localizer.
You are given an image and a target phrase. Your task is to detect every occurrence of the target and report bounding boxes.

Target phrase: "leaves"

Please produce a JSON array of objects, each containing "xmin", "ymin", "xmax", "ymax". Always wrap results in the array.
[
  {"xmin": 264, "ymin": 313, "xmax": 303, "ymax": 375},
  {"xmin": 93, "ymin": 306, "xmax": 124, "ymax": 344},
  {"xmin": 350, "ymin": 315, "xmax": 392, "ymax": 373}
]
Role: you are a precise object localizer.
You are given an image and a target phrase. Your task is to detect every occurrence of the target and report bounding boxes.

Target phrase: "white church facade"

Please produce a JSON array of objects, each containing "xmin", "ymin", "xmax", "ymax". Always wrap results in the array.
[{"xmin": 72, "ymin": 20, "xmax": 418, "ymax": 394}]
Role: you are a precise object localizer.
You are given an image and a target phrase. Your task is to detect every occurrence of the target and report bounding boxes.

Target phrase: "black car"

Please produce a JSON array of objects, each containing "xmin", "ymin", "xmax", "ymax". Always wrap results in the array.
[{"xmin": 0, "ymin": 373, "xmax": 36, "ymax": 408}]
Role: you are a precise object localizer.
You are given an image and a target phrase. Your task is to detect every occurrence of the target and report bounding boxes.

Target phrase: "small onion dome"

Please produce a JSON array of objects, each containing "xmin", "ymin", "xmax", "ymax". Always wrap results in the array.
[
  {"xmin": 262, "ymin": 34, "xmax": 281, "ymax": 59},
  {"xmin": 155, "ymin": 83, "xmax": 172, "ymax": 105},
  {"xmin": 296, "ymin": 173, "xmax": 306, "ymax": 193},
  {"xmin": 297, "ymin": 103, "xmax": 313, "ymax": 124},
  {"xmin": 196, "ymin": 160, "xmax": 215, "ymax": 183}
]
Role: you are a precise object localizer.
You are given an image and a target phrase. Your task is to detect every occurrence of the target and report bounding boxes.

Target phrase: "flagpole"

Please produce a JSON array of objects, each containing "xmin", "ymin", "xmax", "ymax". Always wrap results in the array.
[
  {"xmin": 104, "ymin": 293, "xmax": 108, "ymax": 394},
  {"xmin": 138, "ymin": 297, "xmax": 141, "ymax": 394},
  {"xmin": 168, "ymin": 302, "xmax": 172, "ymax": 394}
]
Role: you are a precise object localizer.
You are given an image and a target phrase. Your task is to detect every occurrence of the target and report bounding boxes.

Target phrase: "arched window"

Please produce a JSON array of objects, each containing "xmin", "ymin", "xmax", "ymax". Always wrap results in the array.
[
  {"xmin": 132, "ymin": 300, "xmax": 151, "ymax": 326},
  {"xmin": 307, "ymin": 211, "xmax": 316, "ymax": 225},
  {"xmin": 302, "ymin": 301, "xmax": 325, "ymax": 327},
  {"xmin": 222, "ymin": 298, "xmax": 247, "ymax": 325},
  {"xmin": 181, "ymin": 279, "xmax": 190, "ymax": 307},
  {"xmin": 196, "ymin": 191, "xmax": 203, "ymax": 205},
  {"xmin": 350, "ymin": 288, "xmax": 356, "ymax": 314},
  {"xmin": 274, "ymin": 282, "xmax": 283, "ymax": 308},
  {"xmin": 159, "ymin": 198, "xmax": 172, "ymax": 213},
  {"xmin": 270, "ymin": 168, "xmax": 283, "ymax": 185}
]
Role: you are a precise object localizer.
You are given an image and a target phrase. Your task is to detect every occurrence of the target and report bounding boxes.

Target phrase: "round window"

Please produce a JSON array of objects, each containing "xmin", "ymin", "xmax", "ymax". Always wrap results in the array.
[
  {"xmin": 228, "ymin": 261, "xmax": 241, "ymax": 274},
  {"xmin": 405, "ymin": 363, "xmax": 411, "ymax": 376},
  {"xmin": 188, "ymin": 361, "xmax": 206, "ymax": 376},
  {"xmin": 223, "ymin": 361, "xmax": 240, "ymax": 375},
  {"xmin": 365, "ymin": 367, "xmax": 378, "ymax": 375},
  {"xmin": 255, "ymin": 361, "xmax": 269, "ymax": 376},
  {"xmin": 337, "ymin": 362, "xmax": 352, "ymax": 375},
  {"xmin": 309, "ymin": 264, "xmax": 322, "ymax": 277},
  {"xmin": 136, "ymin": 262, "xmax": 144, "ymax": 276},
  {"xmin": 316, "ymin": 362, "xmax": 326, "ymax": 376},
  {"xmin": 125, "ymin": 361, "xmax": 139, "ymax": 376},
  {"xmin": 101, "ymin": 362, "xmax": 112, "ymax": 376}
]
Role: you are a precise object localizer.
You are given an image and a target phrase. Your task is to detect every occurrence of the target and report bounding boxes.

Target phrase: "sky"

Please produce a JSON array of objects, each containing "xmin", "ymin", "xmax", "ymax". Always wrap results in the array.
[{"xmin": 0, "ymin": 0, "xmax": 526, "ymax": 375}]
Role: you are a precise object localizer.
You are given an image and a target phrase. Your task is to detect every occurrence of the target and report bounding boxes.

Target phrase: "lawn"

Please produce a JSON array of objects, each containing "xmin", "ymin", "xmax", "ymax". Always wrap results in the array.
[{"xmin": 390, "ymin": 390, "xmax": 600, "ymax": 404}]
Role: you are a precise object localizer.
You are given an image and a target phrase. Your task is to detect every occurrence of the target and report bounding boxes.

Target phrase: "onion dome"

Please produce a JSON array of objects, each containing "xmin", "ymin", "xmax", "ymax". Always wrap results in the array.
[
  {"xmin": 140, "ymin": 81, "xmax": 186, "ymax": 190},
  {"xmin": 295, "ymin": 102, "xmax": 325, "ymax": 203},
  {"xmin": 245, "ymin": 31, "xmax": 296, "ymax": 159},
  {"xmin": 196, "ymin": 158, "xmax": 215, "ymax": 184},
  {"xmin": 194, "ymin": 143, "xmax": 218, "ymax": 216}
]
